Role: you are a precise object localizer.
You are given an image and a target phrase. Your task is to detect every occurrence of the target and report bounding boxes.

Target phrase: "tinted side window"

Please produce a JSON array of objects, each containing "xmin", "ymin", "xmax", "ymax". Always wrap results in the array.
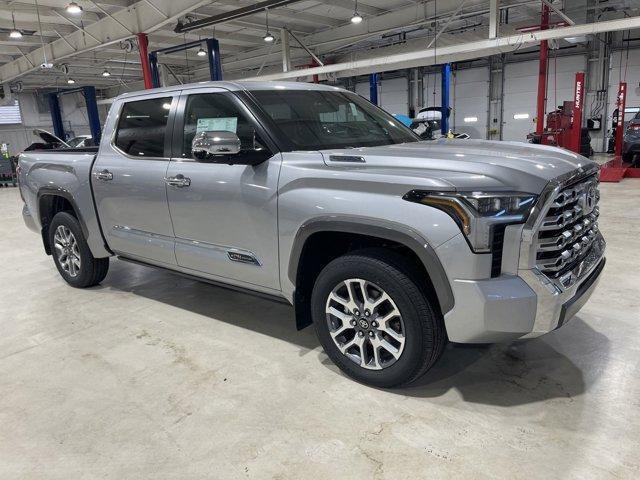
[
  {"xmin": 182, "ymin": 93, "xmax": 257, "ymax": 157},
  {"xmin": 115, "ymin": 98, "xmax": 172, "ymax": 157}
]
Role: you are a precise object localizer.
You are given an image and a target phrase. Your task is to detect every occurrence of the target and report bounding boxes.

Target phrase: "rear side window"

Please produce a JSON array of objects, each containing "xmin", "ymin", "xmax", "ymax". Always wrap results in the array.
[{"xmin": 114, "ymin": 97, "xmax": 172, "ymax": 157}]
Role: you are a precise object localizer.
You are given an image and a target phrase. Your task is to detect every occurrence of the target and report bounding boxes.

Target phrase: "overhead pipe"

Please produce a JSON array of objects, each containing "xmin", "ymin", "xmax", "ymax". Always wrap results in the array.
[
  {"xmin": 175, "ymin": 0, "xmax": 304, "ymax": 33},
  {"xmin": 240, "ymin": 16, "xmax": 640, "ymax": 81}
]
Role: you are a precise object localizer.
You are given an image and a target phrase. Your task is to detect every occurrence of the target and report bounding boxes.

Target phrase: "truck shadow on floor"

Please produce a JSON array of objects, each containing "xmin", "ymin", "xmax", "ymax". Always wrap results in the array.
[
  {"xmin": 101, "ymin": 260, "xmax": 319, "ymax": 353},
  {"xmin": 388, "ymin": 318, "xmax": 610, "ymax": 406},
  {"xmin": 104, "ymin": 260, "xmax": 610, "ymax": 407}
]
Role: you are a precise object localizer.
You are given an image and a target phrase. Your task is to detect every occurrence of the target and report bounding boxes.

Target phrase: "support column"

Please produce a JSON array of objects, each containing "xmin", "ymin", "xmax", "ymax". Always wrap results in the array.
[
  {"xmin": 535, "ymin": 4, "xmax": 550, "ymax": 135},
  {"xmin": 281, "ymin": 28, "xmax": 291, "ymax": 72},
  {"xmin": 137, "ymin": 33, "xmax": 153, "ymax": 90},
  {"xmin": 369, "ymin": 73, "xmax": 379, "ymax": 105},
  {"xmin": 205, "ymin": 38, "xmax": 223, "ymax": 81},
  {"xmin": 83, "ymin": 86, "xmax": 101, "ymax": 144},
  {"xmin": 48, "ymin": 93, "xmax": 65, "ymax": 140},
  {"xmin": 488, "ymin": 55, "xmax": 505, "ymax": 140},
  {"xmin": 615, "ymin": 82, "xmax": 627, "ymax": 159},
  {"xmin": 569, "ymin": 72, "xmax": 585, "ymax": 154},
  {"xmin": 489, "ymin": 0, "xmax": 500, "ymax": 39},
  {"xmin": 441, "ymin": 63, "xmax": 451, "ymax": 135}
]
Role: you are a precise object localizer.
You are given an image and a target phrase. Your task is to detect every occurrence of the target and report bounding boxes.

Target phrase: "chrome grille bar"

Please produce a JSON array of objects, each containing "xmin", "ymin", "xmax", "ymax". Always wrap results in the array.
[{"xmin": 534, "ymin": 173, "xmax": 601, "ymax": 286}]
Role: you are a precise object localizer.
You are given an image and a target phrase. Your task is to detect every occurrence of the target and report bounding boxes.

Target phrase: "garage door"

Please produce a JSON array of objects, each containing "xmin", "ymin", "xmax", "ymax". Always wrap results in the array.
[
  {"xmin": 608, "ymin": 49, "xmax": 640, "ymax": 124},
  {"xmin": 503, "ymin": 55, "xmax": 587, "ymax": 142},
  {"xmin": 451, "ymin": 67, "xmax": 489, "ymax": 139},
  {"xmin": 355, "ymin": 78, "xmax": 408, "ymax": 116}
]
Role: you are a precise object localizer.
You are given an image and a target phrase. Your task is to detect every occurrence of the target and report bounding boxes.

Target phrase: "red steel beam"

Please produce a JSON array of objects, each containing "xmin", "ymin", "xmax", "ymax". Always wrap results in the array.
[
  {"xmin": 535, "ymin": 3, "xmax": 550, "ymax": 135},
  {"xmin": 569, "ymin": 72, "xmax": 585, "ymax": 154},
  {"xmin": 137, "ymin": 33, "xmax": 153, "ymax": 90}
]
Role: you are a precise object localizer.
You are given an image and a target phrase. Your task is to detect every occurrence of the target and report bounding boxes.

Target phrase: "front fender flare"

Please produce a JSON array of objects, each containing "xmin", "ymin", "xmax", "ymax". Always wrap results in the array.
[{"xmin": 288, "ymin": 216, "xmax": 455, "ymax": 315}]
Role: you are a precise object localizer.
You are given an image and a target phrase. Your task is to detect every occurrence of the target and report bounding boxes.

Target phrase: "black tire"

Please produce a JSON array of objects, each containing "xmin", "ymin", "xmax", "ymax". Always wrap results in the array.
[
  {"xmin": 48, "ymin": 211, "xmax": 109, "ymax": 288},
  {"xmin": 311, "ymin": 249, "xmax": 446, "ymax": 388}
]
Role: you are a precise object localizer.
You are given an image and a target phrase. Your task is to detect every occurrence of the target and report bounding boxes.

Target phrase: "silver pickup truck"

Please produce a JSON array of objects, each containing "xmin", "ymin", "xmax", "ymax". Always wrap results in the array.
[{"xmin": 18, "ymin": 81, "xmax": 605, "ymax": 387}]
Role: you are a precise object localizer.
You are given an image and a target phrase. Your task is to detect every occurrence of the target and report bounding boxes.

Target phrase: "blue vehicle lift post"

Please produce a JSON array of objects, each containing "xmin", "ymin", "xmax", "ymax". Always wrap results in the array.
[
  {"xmin": 441, "ymin": 63, "xmax": 451, "ymax": 135},
  {"xmin": 369, "ymin": 73, "xmax": 379, "ymax": 105},
  {"xmin": 149, "ymin": 37, "xmax": 222, "ymax": 88},
  {"xmin": 47, "ymin": 86, "xmax": 102, "ymax": 144}
]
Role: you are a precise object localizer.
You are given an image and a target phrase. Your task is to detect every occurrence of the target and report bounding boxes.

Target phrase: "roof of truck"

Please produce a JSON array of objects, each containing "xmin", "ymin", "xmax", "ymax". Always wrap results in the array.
[{"xmin": 114, "ymin": 80, "xmax": 345, "ymax": 101}]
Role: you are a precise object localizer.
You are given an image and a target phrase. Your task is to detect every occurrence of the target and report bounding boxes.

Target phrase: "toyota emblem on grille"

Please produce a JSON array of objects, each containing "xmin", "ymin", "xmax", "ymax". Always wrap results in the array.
[{"xmin": 580, "ymin": 181, "xmax": 598, "ymax": 214}]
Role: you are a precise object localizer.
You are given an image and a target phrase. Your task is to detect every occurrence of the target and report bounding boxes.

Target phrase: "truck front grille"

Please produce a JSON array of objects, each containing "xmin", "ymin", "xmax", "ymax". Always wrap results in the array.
[{"xmin": 534, "ymin": 174, "xmax": 600, "ymax": 288}]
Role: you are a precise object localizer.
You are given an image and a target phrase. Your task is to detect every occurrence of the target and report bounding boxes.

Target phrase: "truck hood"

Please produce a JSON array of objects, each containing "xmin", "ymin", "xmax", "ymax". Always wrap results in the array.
[
  {"xmin": 320, "ymin": 139, "xmax": 595, "ymax": 193},
  {"xmin": 32, "ymin": 129, "xmax": 70, "ymax": 148}
]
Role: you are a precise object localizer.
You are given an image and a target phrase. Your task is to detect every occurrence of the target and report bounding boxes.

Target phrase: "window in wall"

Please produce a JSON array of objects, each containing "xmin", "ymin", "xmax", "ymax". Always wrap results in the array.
[
  {"xmin": 114, "ymin": 97, "xmax": 172, "ymax": 157},
  {"xmin": 0, "ymin": 100, "xmax": 22, "ymax": 125}
]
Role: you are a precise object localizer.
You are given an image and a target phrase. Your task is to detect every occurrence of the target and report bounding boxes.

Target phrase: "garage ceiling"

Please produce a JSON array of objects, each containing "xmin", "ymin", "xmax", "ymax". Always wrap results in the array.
[{"xmin": 0, "ymin": 0, "xmax": 638, "ymax": 92}]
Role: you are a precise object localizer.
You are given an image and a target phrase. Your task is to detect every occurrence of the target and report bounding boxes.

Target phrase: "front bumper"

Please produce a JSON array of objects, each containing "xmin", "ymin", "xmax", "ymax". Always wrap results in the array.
[{"xmin": 443, "ymin": 240, "xmax": 605, "ymax": 343}]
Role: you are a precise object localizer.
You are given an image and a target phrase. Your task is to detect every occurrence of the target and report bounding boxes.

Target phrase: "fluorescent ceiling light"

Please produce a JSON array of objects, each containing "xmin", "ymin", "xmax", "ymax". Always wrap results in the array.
[
  {"xmin": 464, "ymin": 116, "xmax": 478, "ymax": 123},
  {"xmin": 9, "ymin": 29, "xmax": 22, "ymax": 39},
  {"xmin": 513, "ymin": 113, "xmax": 530, "ymax": 120}
]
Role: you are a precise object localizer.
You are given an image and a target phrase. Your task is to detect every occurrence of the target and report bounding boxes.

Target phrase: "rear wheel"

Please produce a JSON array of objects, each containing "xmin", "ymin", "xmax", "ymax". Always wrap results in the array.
[
  {"xmin": 49, "ymin": 212, "xmax": 109, "ymax": 288},
  {"xmin": 311, "ymin": 250, "xmax": 446, "ymax": 388}
]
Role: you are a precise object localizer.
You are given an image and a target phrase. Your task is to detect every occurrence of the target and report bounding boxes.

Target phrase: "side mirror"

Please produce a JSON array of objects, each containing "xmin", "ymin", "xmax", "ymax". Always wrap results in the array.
[{"xmin": 192, "ymin": 131, "xmax": 241, "ymax": 160}]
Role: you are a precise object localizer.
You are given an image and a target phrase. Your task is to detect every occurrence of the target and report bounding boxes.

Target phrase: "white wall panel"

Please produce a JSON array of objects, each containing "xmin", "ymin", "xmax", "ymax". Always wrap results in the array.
[{"xmin": 503, "ymin": 55, "xmax": 587, "ymax": 142}]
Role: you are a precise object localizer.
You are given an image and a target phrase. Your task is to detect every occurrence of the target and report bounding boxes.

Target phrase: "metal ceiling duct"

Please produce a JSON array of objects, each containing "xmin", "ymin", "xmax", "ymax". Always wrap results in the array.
[{"xmin": 174, "ymin": 0, "xmax": 305, "ymax": 33}]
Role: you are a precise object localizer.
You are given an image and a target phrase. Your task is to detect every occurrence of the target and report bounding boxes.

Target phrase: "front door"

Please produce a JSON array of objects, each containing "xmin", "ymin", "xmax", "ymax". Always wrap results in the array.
[
  {"xmin": 92, "ymin": 94, "xmax": 178, "ymax": 266},
  {"xmin": 165, "ymin": 89, "xmax": 281, "ymax": 291}
]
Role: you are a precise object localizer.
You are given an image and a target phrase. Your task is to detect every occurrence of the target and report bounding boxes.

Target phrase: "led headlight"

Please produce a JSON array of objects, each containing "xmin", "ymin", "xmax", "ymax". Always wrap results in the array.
[{"xmin": 404, "ymin": 191, "xmax": 538, "ymax": 252}]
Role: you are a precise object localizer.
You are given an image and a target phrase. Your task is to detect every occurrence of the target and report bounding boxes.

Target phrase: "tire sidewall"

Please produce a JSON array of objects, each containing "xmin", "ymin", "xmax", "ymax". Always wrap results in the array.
[
  {"xmin": 311, "ymin": 256, "xmax": 433, "ymax": 388},
  {"xmin": 48, "ymin": 212, "xmax": 96, "ymax": 288}
]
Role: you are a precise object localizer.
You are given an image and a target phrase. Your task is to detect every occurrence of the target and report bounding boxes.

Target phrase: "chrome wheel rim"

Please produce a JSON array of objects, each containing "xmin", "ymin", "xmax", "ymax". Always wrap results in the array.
[
  {"xmin": 325, "ymin": 278, "xmax": 405, "ymax": 370},
  {"xmin": 53, "ymin": 226, "xmax": 81, "ymax": 277}
]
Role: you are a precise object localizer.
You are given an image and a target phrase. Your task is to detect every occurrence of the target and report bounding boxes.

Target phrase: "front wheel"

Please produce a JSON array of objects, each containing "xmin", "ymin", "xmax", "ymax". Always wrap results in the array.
[
  {"xmin": 48, "ymin": 212, "xmax": 109, "ymax": 288},
  {"xmin": 311, "ymin": 250, "xmax": 446, "ymax": 388}
]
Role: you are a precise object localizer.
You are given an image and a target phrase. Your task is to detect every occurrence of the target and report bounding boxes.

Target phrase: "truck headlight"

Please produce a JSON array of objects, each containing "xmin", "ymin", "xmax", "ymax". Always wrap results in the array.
[{"xmin": 403, "ymin": 190, "xmax": 538, "ymax": 252}]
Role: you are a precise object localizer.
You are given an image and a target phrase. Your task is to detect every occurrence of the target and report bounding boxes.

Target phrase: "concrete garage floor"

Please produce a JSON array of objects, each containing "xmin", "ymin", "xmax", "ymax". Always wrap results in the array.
[{"xmin": 0, "ymin": 182, "xmax": 639, "ymax": 480}]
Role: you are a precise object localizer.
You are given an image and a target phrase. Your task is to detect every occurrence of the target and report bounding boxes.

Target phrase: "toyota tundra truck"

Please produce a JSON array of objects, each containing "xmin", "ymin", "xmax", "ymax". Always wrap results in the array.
[{"xmin": 18, "ymin": 81, "xmax": 605, "ymax": 387}]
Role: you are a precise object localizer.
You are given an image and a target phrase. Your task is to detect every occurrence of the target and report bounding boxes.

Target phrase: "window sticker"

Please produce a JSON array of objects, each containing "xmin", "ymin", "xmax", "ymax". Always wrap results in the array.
[{"xmin": 196, "ymin": 117, "xmax": 238, "ymax": 133}]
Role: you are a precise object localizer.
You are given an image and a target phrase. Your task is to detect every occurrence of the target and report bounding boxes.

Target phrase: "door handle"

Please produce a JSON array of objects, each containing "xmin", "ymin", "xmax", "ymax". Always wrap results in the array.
[
  {"xmin": 95, "ymin": 169, "xmax": 113, "ymax": 181},
  {"xmin": 164, "ymin": 174, "xmax": 191, "ymax": 188}
]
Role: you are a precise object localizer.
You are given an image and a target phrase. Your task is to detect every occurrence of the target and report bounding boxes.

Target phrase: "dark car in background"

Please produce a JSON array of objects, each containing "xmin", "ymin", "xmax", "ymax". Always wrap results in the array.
[{"xmin": 623, "ymin": 110, "xmax": 640, "ymax": 165}]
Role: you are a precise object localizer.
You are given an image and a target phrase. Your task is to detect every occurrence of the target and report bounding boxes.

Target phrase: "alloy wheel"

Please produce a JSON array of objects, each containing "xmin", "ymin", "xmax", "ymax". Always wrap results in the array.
[
  {"xmin": 325, "ymin": 278, "xmax": 405, "ymax": 370},
  {"xmin": 53, "ymin": 225, "xmax": 81, "ymax": 277}
]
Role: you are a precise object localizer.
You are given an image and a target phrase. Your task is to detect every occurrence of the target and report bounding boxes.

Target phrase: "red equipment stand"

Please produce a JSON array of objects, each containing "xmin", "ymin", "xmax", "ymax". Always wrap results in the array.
[{"xmin": 600, "ymin": 82, "xmax": 640, "ymax": 182}]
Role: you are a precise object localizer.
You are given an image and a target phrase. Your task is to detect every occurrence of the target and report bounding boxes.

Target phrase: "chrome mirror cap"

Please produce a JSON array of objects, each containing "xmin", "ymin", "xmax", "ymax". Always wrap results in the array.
[{"xmin": 192, "ymin": 131, "xmax": 241, "ymax": 159}]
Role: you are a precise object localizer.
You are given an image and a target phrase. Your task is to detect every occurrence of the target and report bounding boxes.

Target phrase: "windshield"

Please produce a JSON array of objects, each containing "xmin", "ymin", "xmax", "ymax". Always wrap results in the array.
[{"xmin": 250, "ymin": 89, "xmax": 419, "ymax": 150}]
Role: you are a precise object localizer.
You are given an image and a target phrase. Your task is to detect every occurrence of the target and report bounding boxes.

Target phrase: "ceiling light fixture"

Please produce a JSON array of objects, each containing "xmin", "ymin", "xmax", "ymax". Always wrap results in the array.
[
  {"xmin": 263, "ymin": 8, "xmax": 274, "ymax": 42},
  {"xmin": 102, "ymin": 69, "xmax": 111, "ymax": 77},
  {"xmin": 197, "ymin": 46, "xmax": 207, "ymax": 56},
  {"xmin": 9, "ymin": 12, "xmax": 22, "ymax": 38},
  {"xmin": 351, "ymin": 0, "xmax": 363, "ymax": 24},
  {"xmin": 67, "ymin": 78, "xmax": 76, "ymax": 84},
  {"xmin": 65, "ymin": 2, "xmax": 83, "ymax": 14}
]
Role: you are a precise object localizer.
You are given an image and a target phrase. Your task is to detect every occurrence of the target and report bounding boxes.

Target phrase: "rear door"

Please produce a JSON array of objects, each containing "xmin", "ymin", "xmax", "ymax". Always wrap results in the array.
[{"xmin": 92, "ymin": 93, "xmax": 178, "ymax": 266}]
